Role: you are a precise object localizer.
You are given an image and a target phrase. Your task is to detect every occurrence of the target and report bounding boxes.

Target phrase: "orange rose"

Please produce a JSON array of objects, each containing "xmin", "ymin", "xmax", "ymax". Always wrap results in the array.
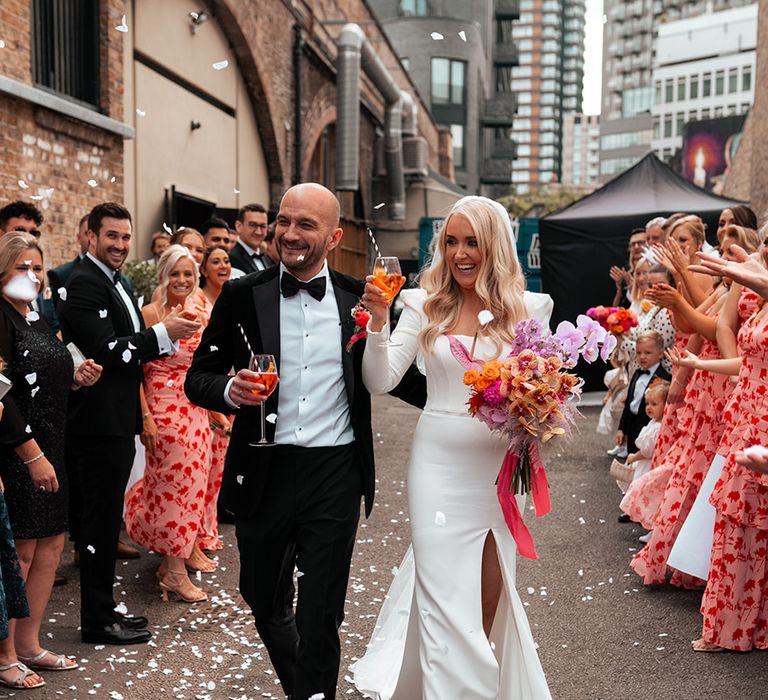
[
  {"xmin": 481, "ymin": 361, "xmax": 503, "ymax": 381},
  {"xmin": 463, "ymin": 370, "xmax": 480, "ymax": 386},
  {"xmin": 475, "ymin": 377, "xmax": 492, "ymax": 392}
]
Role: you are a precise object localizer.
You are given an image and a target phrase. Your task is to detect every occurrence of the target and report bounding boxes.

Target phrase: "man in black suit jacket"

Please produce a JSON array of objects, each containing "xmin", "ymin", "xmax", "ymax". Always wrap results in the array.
[
  {"xmin": 228, "ymin": 202, "xmax": 276, "ymax": 274},
  {"xmin": 185, "ymin": 183, "xmax": 424, "ymax": 700},
  {"xmin": 58, "ymin": 202, "xmax": 200, "ymax": 645},
  {"xmin": 47, "ymin": 213, "xmax": 89, "ymax": 310},
  {"xmin": 617, "ymin": 330, "xmax": 670, "ymax": 454}
]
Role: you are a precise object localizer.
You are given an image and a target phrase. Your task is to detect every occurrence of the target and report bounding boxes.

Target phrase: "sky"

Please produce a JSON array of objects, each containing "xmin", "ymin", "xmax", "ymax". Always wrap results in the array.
[{"xmin": 582, "ymin": 0, "xmax": 603, "ymax": 115}]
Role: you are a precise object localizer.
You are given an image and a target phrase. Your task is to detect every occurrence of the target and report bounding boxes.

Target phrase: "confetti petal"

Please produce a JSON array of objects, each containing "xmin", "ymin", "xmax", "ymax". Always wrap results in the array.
[
  {"xmin": 87, "ymin": 179, "xmax": 98, "ymax": 188},
  {"xmin": 86, "ymin": 544, "xmax": 95, "ymax": 553},
  {"xmin": 18, "ymin": 179, "xmax": 29, "ymax": 189},
  {"xmin": 236, "ymin": 474, "xmax": 244, "ymax": 485},
  {"xmin": 99, "ymin": 309, "xmax": 108, "ymax": 318},
  {"xmin": 26, "ymin": 310, "xmax": 39, "ymax": 322},
  {"xmin": 373, "ymin": 202, "xmax": 386, "ymax": 210},
  {"xmin": 122, "ymin": 349, "xmax": 132, "ymax": 363},
  {"xmin": 233, "ymin": 187, "xmax": 240, "ymax": 194},
  {"xmin": 434, "ymin": 511, "xmax": 446, "ymax": 527},
  {"xmin": 209, "ymin": 345, "xmax": 218, "ymax": 352},
  {"xmin": 24, "ymin": 372, "xmax": 37, "ymax": 385},
  {"xmin": 136, "ymin": 108, "xmax": 146, "ymax": 117},
  {"xmin": 430, "ymin": 31, "xmax": 444, "ymax": 40},
  {"xmin": 458, "ymin": 30, "xmax": 467, "ymax": 42},
  {"xmin": 108, "ymin": 340, "xmax": 118, "ymax": 350},
  {"xmin": 477, "ymin": 310, "xmax": 494, "ymax": 326},
  {"xmin": 115, "ymin": 15, "xmax": 128, "ymax": 32},
  {"xmin": 212, "ymin": 59, "xmax": 229, "ymax": 70},
  {"xmin": 0, "ymin": 40, "xmax": 5, "ymax": 49},
  {"xmin": 266, "ymin": 413, "xmax": 277, "ymax": 424},
  {"xmin": 162, "ymin": 222, "xmax": 172, "ymax": 234},
  {"xmin": 58, "ymin": 286, "xmax": 67, "ymax": 301}
]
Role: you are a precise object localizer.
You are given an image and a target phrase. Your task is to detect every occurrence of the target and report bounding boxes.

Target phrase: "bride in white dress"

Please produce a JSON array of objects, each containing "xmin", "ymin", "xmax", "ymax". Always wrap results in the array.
[{"xmin": 352, "ymin": 196, "xmax": 552, "ymax": 699}]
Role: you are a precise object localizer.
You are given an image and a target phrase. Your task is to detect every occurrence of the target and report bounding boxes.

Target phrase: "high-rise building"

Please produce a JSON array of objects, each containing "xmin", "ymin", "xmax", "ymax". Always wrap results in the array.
[
  {"xmin": 651, "ymin": 4, "xmax": 757, "ymax": 163},
  {"xmin": 510, "ymin": 0, "xmax": 586, "ymax": 193},
  {"xmin": 561, "ymin": 113, "xmax": 600, "ymax": 188},
  {"xmin": 368, "ymin": 0, "xmax": 519, "ymax": 194},
  {"xmin": 600, "ymin": 0, "xmax": 754, "ymax": 182}
]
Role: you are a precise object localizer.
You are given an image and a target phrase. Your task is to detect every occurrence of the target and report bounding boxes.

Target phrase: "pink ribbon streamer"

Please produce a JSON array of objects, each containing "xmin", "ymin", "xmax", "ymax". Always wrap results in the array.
[{"xmin": 496, "ymin": 444, "xmax": 551, "ymax": 560}]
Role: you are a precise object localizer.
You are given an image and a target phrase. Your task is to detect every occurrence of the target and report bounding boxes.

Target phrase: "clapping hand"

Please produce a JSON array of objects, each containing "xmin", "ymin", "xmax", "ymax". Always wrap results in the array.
[
  {"xmin": 644, "ymin": 282, "xmax": 682, "ymax": 310},
  {"xmin": 665, "ymin": 346, "xmax": 698, "ymax": 369},
  {"xmin": 609, "ymin": 266, "xmax": 630, "ymax": 289},
  {"xmin": 662, "ymin": 237, "xmax": 693, "ymax": 272},
  {"xmin": 74, "ymin": 359, "xmax": 103, "ymax": 388},
  {"xmin": 690, "ymin": 245, "xmax": 768, "ymax": 299}
]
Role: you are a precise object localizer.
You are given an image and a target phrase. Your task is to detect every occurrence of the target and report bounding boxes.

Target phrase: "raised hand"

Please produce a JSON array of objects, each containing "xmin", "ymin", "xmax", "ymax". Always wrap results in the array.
[
  {"xmin": 690, "ymin": 245, "xmax": 768, "ymax": 300},
  {"xmin": 164, "ymin": 304, "xmax": 201, "ymax": 342},
  {"xmin": 609, "ymin": 266, "xmax": 628, "ymax": 289},
  {"xmin": 362, "ymin": 276, "xmax": 391, "ymax": 333},
  {"xmin": 645, "ymin": 283, "xmax": 682, "ymax": 310},
  {"xmin": 665, "ymin": 346, "xmax": 698, "ymax": 369}
]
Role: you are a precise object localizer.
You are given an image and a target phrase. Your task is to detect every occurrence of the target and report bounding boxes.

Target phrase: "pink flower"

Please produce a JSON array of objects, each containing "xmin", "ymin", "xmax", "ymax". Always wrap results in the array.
[{"xmin": 482, "ymin": 381, "xmax": 504, "ymax": 407}]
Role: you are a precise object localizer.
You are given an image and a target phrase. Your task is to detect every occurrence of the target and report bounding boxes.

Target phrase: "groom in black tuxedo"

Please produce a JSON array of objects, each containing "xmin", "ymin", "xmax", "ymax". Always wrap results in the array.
[{"xmin": 185, "ymin": 183, "xmax": 424, "ymax": 700}]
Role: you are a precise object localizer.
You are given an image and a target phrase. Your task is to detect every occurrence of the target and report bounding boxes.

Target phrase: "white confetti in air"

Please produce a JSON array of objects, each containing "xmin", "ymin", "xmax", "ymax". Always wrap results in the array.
[
  {"xmin": 0, "ymin": 41, "xmax": 5, "ymax": 49},
  {"xmin": 122, "ymin": 349, "xmax": 132, "ymax": 363},
  {"xmin": 87, "ymin": 544, "xmax": 95, "ymax": 553},
  {"xmin": 373, "ymin": 202, "xmax": 386, "ymax": 210},
  {"xmin": 430, "ymin": 31, "xmax": 444, "ymax": 40},
  {"xmin": 136, "ymin": 108, "xmax": 146, "ymax": 117},
  {"xmin": 57, "ymin": 287, "xmax": 67, "ymax": 301},
  {"xmin": 308, "ymin": 694, "xmax": 325, "ymax": 700},
  {"xmin": 30, "ymin": 195, "xmax": 43, "ymax": 201},
  {"xmin": 296, "ymin": 571, "xmax": 304, "ymax": 578},
  {"xmin": 602, "ymin": 13, "xmax": 608, "ymax": 24},
  {"xmin": 233, "ymin": 187, "xmax": 240, "ymax": 194},
  {"xmin": 236, "ymin": 474, "xmax": 244, "ymax": 485},
  {"xmin": 477, "ymin": 310, "xmax": 494, "ymax": 326},
  {"xmin": 209, "ymin": 345, "xmax": 218, "ymax": 352},
  {"xmin": 297, "ymin": 254, "xmax": 305, "ymax": 262},
  {"xmin": 18, "ymin": 179, "xmax": 29, "ymax": 189},
  {"xmin": 434, "ymin": 511, "xmax": 446, "ymax": 527},
  {"xmin": 115, "ymin": 15, "xmax": 128, "ymax": 32},
  {"xmin": 25, "ymin": 372, "xmax": 37, "ymax": 385},
  {"xmin": 4, "ymin": 274, "xmax": 38, "ymax": 302},
  {"xmin": 87, "ymin": 179, "xmax": 98, "ymax": 188},
  {"xmin": 31, "ymin": 386, "xmax": 39, "ymax": 397},
  {"xmin": 99, "ymin": 309, "xmax": 108, "ymax": 318},
  {"xmin": 162, "ymin": 222, "xmax": 172, "ymax": 234},
  {"xmin": 458, "ymin": 30, "xmax": 467, "ymax": 42},
  {"xmin": 108, "ymin": 340, "xmax": 118, "ymax": 350},
  {"xmin": 114, "ymin": 601, "xmax": 128, "ymax": 614},
  {"xmin": 266, "ymin": 413, "xmax": 278, "ymax": 424},
  {"xmin": 25, "ymin": 425, "xmax": 31, "ymax": 434},
  {"xmin": 212, "ymin": 59, "xmax": 229, "ymax": 70},
  {"xmin": 26, "ymin": 310, "xmax": 39, "ymax": 322},
  {"xmin": 110, "ymin": 176, "xmax": 116, "ymax": 183},
  {"xmin": 128, "ymin": 342, "xmax": 136, "ymax": 350}
]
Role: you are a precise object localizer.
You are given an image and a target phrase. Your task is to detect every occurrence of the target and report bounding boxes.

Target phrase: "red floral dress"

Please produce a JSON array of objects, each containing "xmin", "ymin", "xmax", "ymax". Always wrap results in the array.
[
  {"xmin": 124, "ymin": 299, "xmax": 213, "ymax": 558},
  {"xmin": 701, "ymin": 305, "xmax": 768, "ymax": 651},
  {"xmin": 631, "ymin": 301, "xmax": 732, "ymax": 586}
]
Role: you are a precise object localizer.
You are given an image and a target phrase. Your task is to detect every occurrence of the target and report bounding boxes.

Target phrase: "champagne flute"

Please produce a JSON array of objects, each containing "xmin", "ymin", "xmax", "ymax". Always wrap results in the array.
[
  {"xmin": 247, "ymin": 354, "xmax": 279, "ymax": 447},
  {"xmin": 371, "ymin": 256, "xmax": 405, "ymax": 348}
]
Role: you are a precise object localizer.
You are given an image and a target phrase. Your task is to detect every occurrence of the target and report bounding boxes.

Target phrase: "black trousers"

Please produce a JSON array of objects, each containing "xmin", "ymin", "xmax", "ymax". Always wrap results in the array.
[
  {"xmin": 65, "ymin": 438, "xmax": 81, "ymax": 544},
  {"xmin": 70, "ymin": 435, "xmax": 135, "ymax": 629},
  {"xmin": 624, "ymin": 410, "xmax": 649, "ymax": 454},
  {"xmin": 236, "ymin": 443, "xmax": 361, "ymax": 700}
]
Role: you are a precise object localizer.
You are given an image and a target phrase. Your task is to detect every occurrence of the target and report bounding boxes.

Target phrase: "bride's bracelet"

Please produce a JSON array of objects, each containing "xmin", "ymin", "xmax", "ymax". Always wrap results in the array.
[{"xmin": 23, "ymin": 452, "xmax": 45, "ymax": 465}]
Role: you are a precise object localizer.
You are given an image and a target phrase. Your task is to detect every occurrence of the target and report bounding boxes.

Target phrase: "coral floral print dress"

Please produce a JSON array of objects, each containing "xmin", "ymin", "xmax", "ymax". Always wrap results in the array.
[
  {"xmin": 125, "ymin": 298, "xmax": 213, "ymax": 558},
  {"xmin": 701, "ymin": 303, "xmax": 768, "ymax": 651}
]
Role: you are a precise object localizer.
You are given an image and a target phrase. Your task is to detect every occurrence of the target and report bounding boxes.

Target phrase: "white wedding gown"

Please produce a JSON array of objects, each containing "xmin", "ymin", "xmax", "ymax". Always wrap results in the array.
[{"xmin": 351, "ymin": 289, "xmax": 552, "ymax": 700}]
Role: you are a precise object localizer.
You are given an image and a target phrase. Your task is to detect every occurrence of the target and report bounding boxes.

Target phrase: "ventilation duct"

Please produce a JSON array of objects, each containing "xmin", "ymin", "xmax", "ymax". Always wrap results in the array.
[{"xmin": 336, "ymin": 23, "xmax": 416, "ymax": 221}]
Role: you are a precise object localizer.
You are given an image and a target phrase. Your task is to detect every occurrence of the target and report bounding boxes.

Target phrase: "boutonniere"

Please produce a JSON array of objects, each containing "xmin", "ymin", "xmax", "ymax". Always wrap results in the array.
[{"xmin": 345, "ymin": 303, "xmax": 371, "ymax": 353}]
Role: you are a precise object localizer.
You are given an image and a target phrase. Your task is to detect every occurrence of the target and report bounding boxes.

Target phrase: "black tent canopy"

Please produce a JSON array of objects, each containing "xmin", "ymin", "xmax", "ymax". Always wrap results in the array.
[{"xmin": 539, "ymin": 153, "xmax": 748, "ymax": 389}]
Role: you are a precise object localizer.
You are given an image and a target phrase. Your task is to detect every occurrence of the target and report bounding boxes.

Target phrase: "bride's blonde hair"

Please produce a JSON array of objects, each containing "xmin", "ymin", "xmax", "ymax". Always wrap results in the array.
[{"xmin": 419, "ymin": 196, "xmax": 526, "ymax": 354}]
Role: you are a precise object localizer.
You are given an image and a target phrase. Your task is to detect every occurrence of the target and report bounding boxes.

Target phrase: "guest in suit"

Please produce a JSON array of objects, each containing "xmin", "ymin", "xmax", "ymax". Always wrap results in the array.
[
  {"xmin": 185, "ymin": 183, "xmax": 426, "ymax": 700},
  {"xmin": 228, "ymin": 203, "xmax": 275, "ymax": 274},
  {"xmin": 617, "ymin": 330, "xmax": 670, "ymax": 454},
  {"xmin": 57, "ymin": 202, "xmax": 200, "ymax": 645},
  {"xmin": 47, "ymin": 214, "xmax": 89, "ymax": 312}
]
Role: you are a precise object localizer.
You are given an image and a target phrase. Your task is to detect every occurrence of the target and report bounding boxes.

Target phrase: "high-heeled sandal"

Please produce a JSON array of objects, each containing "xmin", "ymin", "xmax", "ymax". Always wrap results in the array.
[
  {"xmin": 158, "ymin": 571, "xmax": 208, "ymax": 603},
  {"xmin": 184, "ymin": 546, "xmax": 218, "ymax": 573}
]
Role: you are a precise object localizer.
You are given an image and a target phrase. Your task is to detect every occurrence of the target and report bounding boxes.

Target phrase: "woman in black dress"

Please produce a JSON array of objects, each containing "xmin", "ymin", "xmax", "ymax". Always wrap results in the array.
[{"xmin": 0, "ymin": 233, "xmax": 101, "ymax": 680}]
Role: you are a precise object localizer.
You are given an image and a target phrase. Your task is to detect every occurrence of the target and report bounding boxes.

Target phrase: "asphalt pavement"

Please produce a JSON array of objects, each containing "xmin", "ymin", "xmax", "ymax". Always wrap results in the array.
[{"xmin": 21, "ymin": 398, "xmax": 768, "ymax": 700}]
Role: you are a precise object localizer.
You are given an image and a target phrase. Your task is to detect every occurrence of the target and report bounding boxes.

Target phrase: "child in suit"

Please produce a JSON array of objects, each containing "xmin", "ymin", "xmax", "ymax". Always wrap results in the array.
[{"xmin": 616, "ymin": 330, "xmax": 670, "ymax": 454}]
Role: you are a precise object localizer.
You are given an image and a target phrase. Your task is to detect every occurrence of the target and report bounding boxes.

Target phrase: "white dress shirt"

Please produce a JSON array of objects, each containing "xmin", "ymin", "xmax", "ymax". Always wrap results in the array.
[
  {"xmin": 86, "ymin": 253, "xmax": 175, "ymax": 355},
  {"xmin": 274, "ymin": 263, "xmax": 354, "ymax": 447},
  {"xmin": 629, "ymin": 361, "xmax": 660, "ymax": 415},
  {"xmin": 236, "ymin": 240, "xmax": 269, "ymax": 272}
]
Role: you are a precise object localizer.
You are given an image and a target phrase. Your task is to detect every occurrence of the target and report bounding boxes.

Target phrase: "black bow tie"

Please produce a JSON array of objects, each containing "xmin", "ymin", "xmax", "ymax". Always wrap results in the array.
[
  {"xmin": 112, "ymin": 271, "xmax": 122, "ymax": 286},
  {"xmin": 638, "ymin": 369, "xmax": 650, "ymax": 375},
  {"xmin": 280, "ymin": 273, "xmax": 326, "ymax": 302},
  {"xmin": 251, "ymin": 252, "xmax": 262, "ymax": 259}
]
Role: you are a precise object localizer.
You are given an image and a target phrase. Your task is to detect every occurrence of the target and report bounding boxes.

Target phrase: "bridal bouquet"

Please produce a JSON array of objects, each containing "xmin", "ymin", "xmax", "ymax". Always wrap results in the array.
[
  {"xmin": 451, "ymin": 316, "xmax": 616, "ymax": 559},
  {"xmin": 586, "ymin": 305, "xmax": 638, "ymax": 335}
]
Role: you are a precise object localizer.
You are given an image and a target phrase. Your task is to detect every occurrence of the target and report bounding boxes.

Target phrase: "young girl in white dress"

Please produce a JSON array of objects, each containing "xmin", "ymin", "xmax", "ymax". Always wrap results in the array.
[{"xmin": 351, "ymin": 196, "xmax": 552, "ymax": 699}]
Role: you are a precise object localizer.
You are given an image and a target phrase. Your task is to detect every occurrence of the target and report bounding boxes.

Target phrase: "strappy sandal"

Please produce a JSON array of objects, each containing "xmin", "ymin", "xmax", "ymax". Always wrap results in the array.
[
  {"xmin": 0, "ymin": 661, "xmax": 45, "ymax": 688},
  {"xmin": 691, "ymin": 638, "xmax": 725, "ymax": 653},
  {"xmin": 18, "ymin": 649, "xmax": 78, "ymax": 671}
]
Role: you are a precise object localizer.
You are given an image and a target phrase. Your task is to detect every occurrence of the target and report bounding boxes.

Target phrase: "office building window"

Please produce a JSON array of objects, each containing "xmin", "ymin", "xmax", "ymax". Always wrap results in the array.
[
  {"xmin": 728, "ymin": 67, "xmax": 738, "ymax": 94},
  {"xmin": 654, "ymin": 81, "xmax": 662, "ymax": 105},
  {"xmin": 690, "ymin": 75, "xmax": 699, "ymax": 99},
  {"xmin": 450, "ymin": 124, "xmax": 464, "ymax": 168},
  {"xmin": 431, "ymin": 58, "xmax": 465, "ymax": 105},
  {"xmin": 31, "ymin": 0, "xmax": 100, "ymax": 107},
  {"xmin": 663, "ymin": 115, "xmax": 672, "ymax": 138},
  {"xmin": 702, "ymin": 73, "xmax": 711, "ymax": 97},
  {"xmin": 653, "ymin": 116, "xmax": 660, "ymax": 139},
  {"xmin": 399, "ymin": 0, "xmax": 427, "ymax": 15},
  {"xmin": 743, "ymin": 66, "xmax": 752, "ymax": 92},
  {"xmin": 714, "ymin": 106, "xmax": 723, "ymax": 118},
  {"xmin": 664, "ymin": 79, "xmax": 673, "ymax": 103},
  {"xmin": 676, "ymin": 114, "xmax": 684, "ymax": 137},
  {"xmin": 715, "ymin": 70, "xmax": 724, "ymax": 96},
  {"xmin": 702, "ymin": 107, "xmax": 711, "ymax": 119},
  {"xmin": 677, "ymin": 77, "xmax": 685, "ymax": 101}
]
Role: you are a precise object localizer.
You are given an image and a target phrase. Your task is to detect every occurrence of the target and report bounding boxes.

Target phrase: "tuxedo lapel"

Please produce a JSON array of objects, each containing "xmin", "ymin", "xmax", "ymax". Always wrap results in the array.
[
  {"xmin": 251, "ymin": 274, "xmax": 281, "ymax": 408},
  {"xmin": 330, "ymin": 271, "xmax": 359, "ymax": 410}
]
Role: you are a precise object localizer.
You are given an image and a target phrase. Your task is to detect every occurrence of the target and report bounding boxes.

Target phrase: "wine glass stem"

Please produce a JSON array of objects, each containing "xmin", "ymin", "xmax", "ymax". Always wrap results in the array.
[{"xmin": 259, "ymin": 402, "xmax": 267, "ymax": 443}]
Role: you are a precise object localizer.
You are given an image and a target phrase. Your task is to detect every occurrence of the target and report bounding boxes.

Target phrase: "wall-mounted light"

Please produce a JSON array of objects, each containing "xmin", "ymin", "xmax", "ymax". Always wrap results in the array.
[
  {"xmin": 189, "ymin": 10, "xmax": 209, "ymax": 34},
  {"xmin": 190, "ymin": 120, "xmax": 202, "ymax": 131}
]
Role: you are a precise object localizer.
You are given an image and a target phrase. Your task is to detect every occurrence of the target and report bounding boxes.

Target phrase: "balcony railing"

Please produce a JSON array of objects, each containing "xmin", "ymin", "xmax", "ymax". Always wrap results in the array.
[
  {"xmin": 481, "ymin": 93, "xmax": 517, "ymax": 127},
  {"xmin": 493, "ymin": 42, "xmax": 518, "ymax": 67},
  {"xmin": 495, "ymin": 0, "xmax": 520, "ymax": 20}
]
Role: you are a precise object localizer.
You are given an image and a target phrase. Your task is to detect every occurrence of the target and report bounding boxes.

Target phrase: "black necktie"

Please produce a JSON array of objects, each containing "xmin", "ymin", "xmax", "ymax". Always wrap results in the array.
[{"xmin": 280, "ymin": 273, "xmax": 326, "ymax": 302}]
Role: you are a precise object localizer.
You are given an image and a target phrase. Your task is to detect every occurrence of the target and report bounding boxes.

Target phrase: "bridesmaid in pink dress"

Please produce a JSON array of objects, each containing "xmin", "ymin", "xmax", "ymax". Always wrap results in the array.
[
  {"xmin": 692, "ymin": 293, "xmax": 768, "ymax": 652},
  {"xmin": 125, "ymin": 246, "xmax": 212, "ymax": 603},
  {"xmin": 197, "ymin": 246, "xmax": 233, "ymax": 553}
]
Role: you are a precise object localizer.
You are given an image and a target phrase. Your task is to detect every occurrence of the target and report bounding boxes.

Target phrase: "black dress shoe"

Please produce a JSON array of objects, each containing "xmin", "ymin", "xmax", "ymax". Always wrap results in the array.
[
  {"xmin": 81, "ymin": 623, "xmax": 151, "ymax": 645},
  {"xmin": 617, "ymin": 513, "xmax": 632, "ymax": 523},
  {"xmin": 116, "ymin": 613, "xmax": 148, "ymax": 630}
]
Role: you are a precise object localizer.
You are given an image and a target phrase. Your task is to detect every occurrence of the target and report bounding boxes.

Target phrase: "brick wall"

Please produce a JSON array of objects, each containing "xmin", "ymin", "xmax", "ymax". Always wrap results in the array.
[{"xmin": 0, "ymin": 0, "xmax": 125, "ymax": 269}]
